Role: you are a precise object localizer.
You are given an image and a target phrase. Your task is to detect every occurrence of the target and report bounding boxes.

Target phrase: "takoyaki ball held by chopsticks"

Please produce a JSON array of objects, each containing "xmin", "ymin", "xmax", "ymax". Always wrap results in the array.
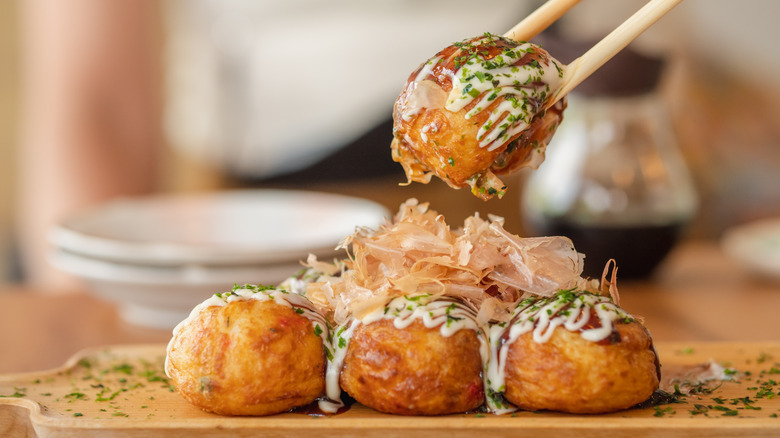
[
  {"xmin": 391, "ymin": 0, "xmax": 685, "ymax": 201},
  {"xmin": 488, "ymin": 290, "xmax": 660, "ymax": 414},
  {"xmin": 165, "ymin": 285, "xmax": 329, "ymax": 416},
  {"xmin": 392, "ymin": 33, "xmax": 565, "ymax": 200},
  {"xmin": 338, "ymin": 296, "xmax": 485, "ymax": 416}
]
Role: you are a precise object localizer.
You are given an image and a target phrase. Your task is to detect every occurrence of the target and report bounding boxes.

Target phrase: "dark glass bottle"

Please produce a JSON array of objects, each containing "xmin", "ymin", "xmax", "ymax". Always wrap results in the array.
[{"xmin": 521, "ymin": 46, "xmax": 697, "ymax": 279}]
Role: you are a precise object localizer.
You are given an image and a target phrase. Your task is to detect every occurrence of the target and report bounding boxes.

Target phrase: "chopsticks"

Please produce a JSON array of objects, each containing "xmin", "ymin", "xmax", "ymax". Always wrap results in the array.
[
  {"xmin": 503, "ymin": 0, "xmax": 582, "ymax": 43},
  {"xmin": 504, "ymin": 0, "xmax": 684, "ymax": 107}
]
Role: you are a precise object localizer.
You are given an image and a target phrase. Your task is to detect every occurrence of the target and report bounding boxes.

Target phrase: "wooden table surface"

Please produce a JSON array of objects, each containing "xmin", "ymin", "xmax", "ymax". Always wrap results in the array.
[{"xmin": 1, "ymin": 240, "xmax": 779, "ymax": 374}]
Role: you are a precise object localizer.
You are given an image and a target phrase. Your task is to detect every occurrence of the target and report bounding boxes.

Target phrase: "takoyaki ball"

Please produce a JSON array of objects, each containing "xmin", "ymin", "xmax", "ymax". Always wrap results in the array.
[
  {"xmin": 504, "ymin": 321, "xmax": 659, "ymax": 414},
  {"xmin": 166, "ymin": 299, "xmax": 325, "ymax": 416},
  {"xmin": 340, "ymin": 319, "xmax": 484, "ymax": 415},
  {"xmin": 392, "ymin": 33, "xmax": 566, "ymax": 200}
]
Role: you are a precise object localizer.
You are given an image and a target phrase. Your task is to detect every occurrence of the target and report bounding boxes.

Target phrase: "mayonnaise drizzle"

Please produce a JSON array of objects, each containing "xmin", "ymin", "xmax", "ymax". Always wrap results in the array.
[
  {"xmin": 403, "ymin": 34, "xmax": 564, "ymax": 152},
  {"xmin": 485, "ymin": 290, "xmax": 635, "ymax": 413},
  {"xmin": 320, "ymin": 295, "xmax": 488, "ymax": 413},
  {"xmin": 164, "ymin": 285, "xmax": 332, "ymax": 381},
  {"xmin": 401, "ymin": 57, "xmax": 445, "ymax": 122},
  {"xmin": 447, "ymin": 37, "xmax": 563, "ymax": 151}
]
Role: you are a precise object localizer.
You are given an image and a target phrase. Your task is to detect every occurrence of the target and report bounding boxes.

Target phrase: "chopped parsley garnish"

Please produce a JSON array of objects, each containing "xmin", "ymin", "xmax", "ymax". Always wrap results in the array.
[
  {"xmin": 653, "ymin": 406, "xmax": 675, "ymax": 417},
  {"xmin": 113, "ymin": 363, "xmax": 133, "ymax": 375},
  {"xmin": 711, "ymin": 405, "xmax": 739, "ymax": 416},
  {"xmin": 0, "ymin": 387, "xmax": 27, "ymax": 398},
  {"xmin": 64, "ymin": 392, "xmax": 87, "ymax": 401},
  {"xmin": 404, "ymin": 294, "xmax": 430, "ymax": 302}
]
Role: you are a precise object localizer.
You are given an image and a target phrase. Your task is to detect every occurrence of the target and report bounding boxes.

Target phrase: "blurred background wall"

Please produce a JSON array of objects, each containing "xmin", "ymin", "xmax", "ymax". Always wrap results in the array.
[
  {"xmin": 0, "ymin": 1, "xmax": 20, "ymax": 282},
  {"xmin": 1, "ymin": 0, "xmax": 780, "ymax": 285}
]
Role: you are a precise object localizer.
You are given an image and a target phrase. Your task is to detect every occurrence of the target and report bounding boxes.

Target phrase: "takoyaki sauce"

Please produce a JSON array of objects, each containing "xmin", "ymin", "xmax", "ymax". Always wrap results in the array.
[{"xmin": 579, "ymin": 313, "xmax": 622, "ymax": 345}]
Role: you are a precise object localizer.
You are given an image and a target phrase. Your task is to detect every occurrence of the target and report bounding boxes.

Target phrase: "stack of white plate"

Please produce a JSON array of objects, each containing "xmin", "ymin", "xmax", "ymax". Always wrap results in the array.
[{"xmin": 50, "ymin": 189, "xmax": 389, "ymax": 329}]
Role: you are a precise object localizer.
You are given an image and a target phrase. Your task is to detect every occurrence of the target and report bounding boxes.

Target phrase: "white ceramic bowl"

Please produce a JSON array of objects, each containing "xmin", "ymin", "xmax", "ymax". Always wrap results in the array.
[
  {"xmin": 722, "ymin": 217, "xmax": 780, "ymax": 283},
  {"xmin": 50, "ymin": 189, "xmax": 389, "ymax": 266},
  {"xmin": 50, "ymin": 249, "xmax": 307, "ymax": 329},
  {"xmin": 49, "ymin": 189, "xmax": 390, "ymax": 328}
]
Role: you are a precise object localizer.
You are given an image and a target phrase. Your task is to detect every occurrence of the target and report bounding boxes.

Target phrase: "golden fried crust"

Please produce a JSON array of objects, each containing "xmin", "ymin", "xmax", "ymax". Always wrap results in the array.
[
  {"xmin": 504, "ymin": 322, "xmax": 659, "ymax": 414},
  {"xmin": 167, "ymin": 300, "xmax": 325, "ymax": 416},
  {"xmin": 393, "ymin": 101, "xmax": 498, "ymax": 186},
  {"xmin": 340, "ymin": 319, "xmax": 484, "ymax": 415},
  {"xmin": 393, "ymin": 99, "xmax": 563, "ymax": 190}
]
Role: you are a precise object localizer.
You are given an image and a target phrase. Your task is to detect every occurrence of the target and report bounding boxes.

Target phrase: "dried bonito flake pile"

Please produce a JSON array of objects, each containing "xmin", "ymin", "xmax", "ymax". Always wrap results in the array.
[{"xmin": 301, "ymin": 199, "xmax": 611, "ymax": 326}]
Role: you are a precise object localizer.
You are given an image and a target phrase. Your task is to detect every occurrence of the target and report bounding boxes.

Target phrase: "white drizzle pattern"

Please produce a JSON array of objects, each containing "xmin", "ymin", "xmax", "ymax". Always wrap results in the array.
[
  {"xmin": 402, "ymin": 34, "xmax": 564, "ymax": 152},
  {"xmin": 321, "ymin": 295, "xmax": 487, "ymax": 413},
  {"xmin": 447, "ymin": 36, "xmax": 563, "ymax": 151},
  {"xmin": 485, "ymin": 291, "xmax": 634, "ymax": 413},
  {"xmin": 401, "ymin": 57, "xmax": 444, "ymax": 122}
]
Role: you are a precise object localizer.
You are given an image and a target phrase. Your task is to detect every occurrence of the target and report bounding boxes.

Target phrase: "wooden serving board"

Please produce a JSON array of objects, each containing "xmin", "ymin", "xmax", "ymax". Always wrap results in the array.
[{"xmin": 1, "ymin": 342, "xmax": 779, "ymax": 438}]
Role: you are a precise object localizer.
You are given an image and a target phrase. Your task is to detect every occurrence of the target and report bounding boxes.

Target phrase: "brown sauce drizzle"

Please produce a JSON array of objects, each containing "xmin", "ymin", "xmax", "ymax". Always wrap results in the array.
[{"xmin": 579, "ymin": 312, "xmax": 622, "ymax": 346}]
